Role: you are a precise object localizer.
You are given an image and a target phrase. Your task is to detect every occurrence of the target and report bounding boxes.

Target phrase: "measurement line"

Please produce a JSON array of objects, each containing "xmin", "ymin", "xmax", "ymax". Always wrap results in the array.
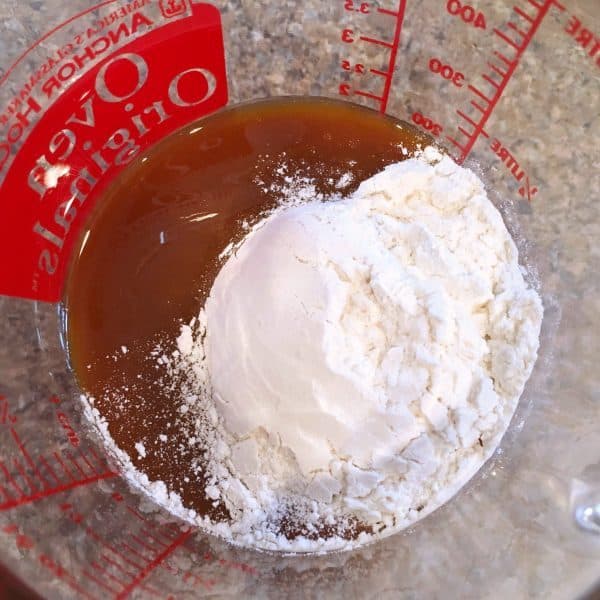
[
  {"xmin": 507, "ymin": 21, "xmax": 528, "ymax": 37},
  {"xmin": 82, "ymin": 569, "xmax": 119, "ymax": 594},
  {"xmin": 115, "ymin": 530, "xmax": 192, "ymax": 600},
  {"xmin": 88, "ymin": 446, "xmax": 112, "ymax": 472},
  {"xmin": 121, "ymin": 542, "xmax": 152, "ymax": 563},
  {"xmin": 494, "ymin": 50, "xmax": 514, "ymax": 66},
  {"xmin": 78, "ymin": 450, "xmax": 97, "ymax": 474},
  {"xmin": 369, "ymin": 67, "xmax": 391, "ymax": 78},
  {"xmin": 470, "ymin": 100, "xmax": 487, "ymax": 113},
  {"xmin": 13, "ymin": 458, "xmax": 38, "ymax": 494},
  {"xmin": 11, "ymin": 427, "xmax": 51, "ymax": 488},
  {"xmin": 54, "ymin": 451, "xmax": 76, "ymax": 481},
  {"xmin": 380, "ymin": 0, "xmax": 407, "ymax": 113},
  {"xmin": 68, "ymin": 454, "xmax": 87, "ymax": 478},
  {"xmin": 482, "ymin": 74, "xmax": 501, "ymax": 89},
  {"xmin": 153, "ymin": 529, "xmax": 179, "ymax": 545},
  {"xmin": 138, "ymin": 584, "xmax": 162, "ymax": 597},
  {"xmin": 520, "ymin": 174, "xmax": 533, "ymax": 201},
  {"xmin": 102, "ymin": 554, "xmax": 137, "ymax": 579},
  {"xmin": 456, "ymin": 110, "xmax": 479, "ymax": 128},
  {"xmin": 55, "ymin": 570, "xmax": 97, "ymax": 600},
  {"xmin": 377, "ymin": 7, "xmax": 399, "ymax": 16},
  {"xmin": 0, "ymin": 483, "xmax": 11, "ymax": 501},
  {"xmin": 90, "ymin": 561, "xmax": 128, "ymax": 589},
  {"xmin": 452, "ymin": 0, "xmax": 556, "ymax": 163},
  {"xmin": 131, "ymin": 534, "xmax": 160, "ymax": 554},
  {"xmin": 126, "ymin": 505, "xmax": 147, "ymax": 522},
  {"xmin": 149, "ymin": 525, "xmax": 181, "ymax": 548},
  {"xmin": 88, "ymin": 446, "xmax": 102, "ymax": 462},
  {"xmin": 86, "ymin": 528, "xmax": 145, "ymax": 571},
  {"xmin": 0, "ymin": 461, "xmax": 25, "ymax": 497},
  {"xmin": 493, "ymin": 28, "xmax": 521, "ymax": 50},
  {"xmin": 354, "ymin": 90, "xmax": 385, "ymax": 101},
  {"xmin": 487, "ymin": 62, "xmax": 507, "ymax": 77},
  {"xmin": 468, "ymin": 85, "xmax": 492, "ymax": 103},
  {"xmin": 0, "ymin": 472, "xmax": 116, "ymax": 510},
  {"xmin": 165, "ymin": 522, "xmax": 183, "ymax": 536},
  {"xmin": 0, "ymin": 400, "xmax": 7, "ymax": 425},
  {"xmin": 359, "ymin": 35, "xmax": 393, "ymax": 48},
  {"xmin": 140, "ymin": 529, "xmax": 170, "ymax": 549},
  {"xmin": 513, "ymin": 5, "xmax": 534, "ymax": 21},
  {"xmin": 38, "ymin": 456, "xmax": 61, "ymax": 485}
]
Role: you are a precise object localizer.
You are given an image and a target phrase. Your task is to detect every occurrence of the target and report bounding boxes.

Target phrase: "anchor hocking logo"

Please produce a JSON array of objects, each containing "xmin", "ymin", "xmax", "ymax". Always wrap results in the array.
[{"xmin": 160, "ymin": 0, "xmax": 187, "ymax": 19}]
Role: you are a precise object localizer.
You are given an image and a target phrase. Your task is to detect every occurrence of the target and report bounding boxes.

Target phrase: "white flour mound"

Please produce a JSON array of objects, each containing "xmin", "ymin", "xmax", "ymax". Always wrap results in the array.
[{"xmin": 83, "ymin": 147, "xmax": 543, "ymax": 554}]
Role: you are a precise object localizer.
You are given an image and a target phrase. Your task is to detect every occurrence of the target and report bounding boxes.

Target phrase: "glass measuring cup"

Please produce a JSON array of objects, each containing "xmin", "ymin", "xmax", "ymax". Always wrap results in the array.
[{"xmin": 0, "ymin": 0, "xmax": 598, "ymax": 597}]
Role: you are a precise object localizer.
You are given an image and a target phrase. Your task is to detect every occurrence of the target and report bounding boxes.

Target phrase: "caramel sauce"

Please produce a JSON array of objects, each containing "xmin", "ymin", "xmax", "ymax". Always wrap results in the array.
[{"xmin": 64, "ymin": 97, "xmax": 430, "ymax": 533}]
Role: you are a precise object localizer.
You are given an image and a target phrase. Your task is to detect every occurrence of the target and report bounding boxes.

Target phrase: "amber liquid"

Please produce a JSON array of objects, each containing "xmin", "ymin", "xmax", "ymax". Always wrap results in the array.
[{"xmin": 65, "ymin": 97, "xmax": 430, "ymax": 532}]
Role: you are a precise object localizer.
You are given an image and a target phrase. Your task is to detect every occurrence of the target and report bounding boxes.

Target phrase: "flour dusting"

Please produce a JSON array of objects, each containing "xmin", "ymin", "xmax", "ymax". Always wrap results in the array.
[{"xmin": 81, "ymin": 147, "xmax": 543, "ymax": 553}]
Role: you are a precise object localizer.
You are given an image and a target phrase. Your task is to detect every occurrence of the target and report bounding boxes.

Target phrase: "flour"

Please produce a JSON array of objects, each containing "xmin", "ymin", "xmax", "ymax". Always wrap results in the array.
[
  {"xmin": 81, "ymin": 147, "xmax": 543, "ymax": 554},
  {"xmin": 135, "ymin": 442, "xmax": 146, "ymax": 459}
]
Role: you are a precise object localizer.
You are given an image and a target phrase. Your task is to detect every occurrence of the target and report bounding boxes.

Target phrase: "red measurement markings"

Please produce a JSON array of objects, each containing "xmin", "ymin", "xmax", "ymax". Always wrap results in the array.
[
  {"xmin": 446, "ymin": 0, "xmax": 487, "ymax": 30},
  {"xmin": 0, "ymin": 447, "xmax": 115, "ymax": 510},
  {"xmin": 114, "ymin": 530, "xmax": 192, "ymax": 600},
  {"xmin": 0, "ymin": 398, "xmax": 116, "ymax": 510},
  {"xmin": 140, "ymin": 527, "xmax": 172, "ymax": 549},
  {"xmin": 59, "ymin": 498, "xmax": 193, "ymax": 599},
  {"xmin": 339, "ymin": 0, "xmax": 407, "ymax": 113},
  {"xmin": 126, "ymin": 503, "xmax": 149, "ymax": 522},
  {"xmin": 563, "ymin": 13, "xmax": 600, "ymax": 68},
  {"xmin": 0, "ymin": 395, "xmax": 11, "ymax": 425},
  {"xmin": 82, "ymin": 567, "xmax": 121, "ymax": 595},
  {"xmin": 51, "ymin": 395, "xmax": 81, "ymax": 447},
  {"xmin": 197, "ymin": 550, "xmax": 258, "ymax": 577},
  {"xmin": 490, "ymin": 138, "xmax": 538, "ymax": 200},
  {"xmin": 0, "ymin": 393, "xmax": 258, "ymax": 597},
  {"xmin": 89, "ymin": 527, "xmax": 259, "ymax": 596},
  {"xmin": 411, "ymin": 111, "xmax": 443, "ymax": 136},
  {"xmin": 3, "ymin": 523, "xmax": 35, "ymax": 550},
  {"xmin": 103, "ymin": 563, "xmax": 163, "ymax": 598},
  {"xmin": 428, "ymin": 57, "xmax": 465, "ymax": 87},
  {"xmin": 447, "ymin": 0, "xmax": 563, "ymax": 164},
  {"xmin": 51, "ymin": 396, "xmax": 81, "ymax": 446},
  {"xmin": 2, "ymin": 523, "xmax": 98, "ymax": 599},
  {"xmin": 39, "ymin": 553, "xmax": 98, "ymax": 600},
  {"xmin": 0, "ymin": 461, "xmax": 26, "ymax": 498}
]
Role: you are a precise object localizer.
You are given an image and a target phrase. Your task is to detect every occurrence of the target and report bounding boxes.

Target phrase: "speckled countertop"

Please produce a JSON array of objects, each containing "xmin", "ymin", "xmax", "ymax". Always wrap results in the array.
[{"xmin": 0, "ymin": 0, "xmax": 598, "ymax": 598}]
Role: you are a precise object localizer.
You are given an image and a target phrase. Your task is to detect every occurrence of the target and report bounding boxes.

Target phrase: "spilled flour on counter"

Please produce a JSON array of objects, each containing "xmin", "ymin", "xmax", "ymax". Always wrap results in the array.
[{"xmin": 82, "ymin": 147, "xmax": 543, "ymax": 553}]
